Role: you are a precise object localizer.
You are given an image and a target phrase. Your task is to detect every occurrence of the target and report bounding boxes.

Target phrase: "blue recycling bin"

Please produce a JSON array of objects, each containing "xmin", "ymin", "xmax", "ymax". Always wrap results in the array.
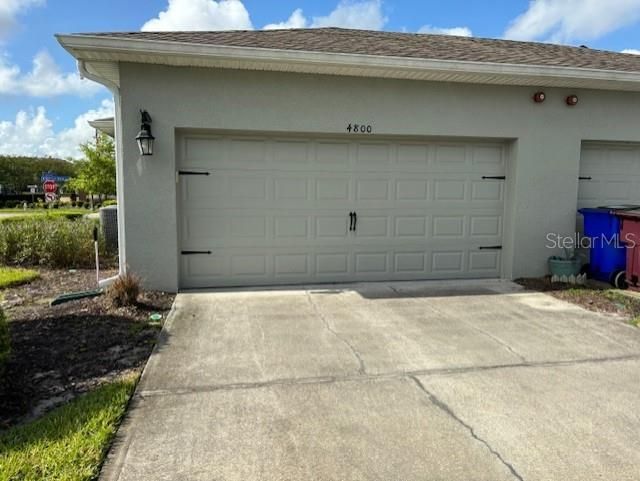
[{"xmin": 579, "ymin": 206, "xmax": 635, "ymax": 285}]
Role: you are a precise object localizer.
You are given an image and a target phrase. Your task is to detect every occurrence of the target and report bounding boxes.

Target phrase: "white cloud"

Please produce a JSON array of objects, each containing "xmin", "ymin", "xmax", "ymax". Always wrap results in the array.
[
  {"xmin": 504, "ymin": 0, "xmax": 640, "ymax": 43},
  {"xmin": 264, "ymin": 0, "xmax": 387, "ymax": 31},
  {"xmin": 622, "ymin": 48, "xmax": 640, "ymax": 54},
  {"xmin": 418, "ymin": 25, "xmax": 473, "ymax": 37},
  {"xmin": 0, "ymin": 50, "xmax": 102, "ymax": 97},
  {"xmin": 310, "ymin": 0, "xmax": 386, "ymax": 30},
  {"xmin": 263, "ymin": 9, "xmax": 306, "ymax": 30},
  {"xmin": 0, "ymin": 99, "xmax": 114, "ymax": 158},
  {"xmin": 0, "ymin": 0, "xmax": 44, "ymax": 39},
  {"xmin": 143, "ymin": 0, "xmax": 386, "ymax": 32},
  {"xmin": 141, "ymin": 0, "xmax": 252, "ymax": 31}
]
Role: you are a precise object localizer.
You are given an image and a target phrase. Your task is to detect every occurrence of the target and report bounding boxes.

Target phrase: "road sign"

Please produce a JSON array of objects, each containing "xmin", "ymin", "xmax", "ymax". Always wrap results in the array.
[
  {"xmin": 27, "ymin": 185, "xmax": 37, "ymax": 194},
  {"xmin": 45, "ymin": 192, "xmax": 57, "ymax": 203},
  {"xmin": 43, "ymin": 180, "xmax": 57, "ymax": 194},
  {"xmin": 41, "ymin": 172, "xmax": 70, "ymax": 183}
]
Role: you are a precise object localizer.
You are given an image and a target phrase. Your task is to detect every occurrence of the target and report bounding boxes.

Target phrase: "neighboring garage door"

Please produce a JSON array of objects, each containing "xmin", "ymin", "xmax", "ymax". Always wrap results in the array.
[
  {"xmin": 177, "ymin": 133, "xmax": 506, "ymax": 288},
  {"xmin": 578, "ymin": 142, "xmax": 640, "ymax": 230}
]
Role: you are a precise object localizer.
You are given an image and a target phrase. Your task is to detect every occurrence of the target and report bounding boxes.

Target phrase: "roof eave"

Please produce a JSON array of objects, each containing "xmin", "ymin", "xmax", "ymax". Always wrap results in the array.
[
  {"xmin": 88, "ymin": 117, "xmax": 115, "ymax": 137},
  {"xmin": 56, "ymin": 34, "xmax": 640, "ymax": 92}
]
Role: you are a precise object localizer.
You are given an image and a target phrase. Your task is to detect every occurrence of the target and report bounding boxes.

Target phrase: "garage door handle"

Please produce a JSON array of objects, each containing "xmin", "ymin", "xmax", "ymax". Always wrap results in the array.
[
  {"xmin": 349, "ymin": 212, "xmax": 354, "ymax": 231},
  {"xmin": 479, "ymin": 245, "xmax": 502, "ymax": 250},
  {"xmin": 353, "ymin": 212, "xmax": 357, "ymax": 232},
  {"xmin": 579, "ymin": 176, "xmax": 592, "ymax": 180},
  {"xmin": 181, "ymin": 250, "xmax": 212, "ymax": 255},
  {"xmin": 481, "ymin": 176, "xmax": 506, "ymax": 180}
]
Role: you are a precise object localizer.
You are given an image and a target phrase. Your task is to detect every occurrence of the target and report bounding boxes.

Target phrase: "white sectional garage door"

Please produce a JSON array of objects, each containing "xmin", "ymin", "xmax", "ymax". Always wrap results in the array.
[
  {"xmin": 578, "ymin": 143, "xmax": 640, "ymax": 211},
  {"xmin": 177, "ymin": 133, "xmax": 506, "ymax": 288}
]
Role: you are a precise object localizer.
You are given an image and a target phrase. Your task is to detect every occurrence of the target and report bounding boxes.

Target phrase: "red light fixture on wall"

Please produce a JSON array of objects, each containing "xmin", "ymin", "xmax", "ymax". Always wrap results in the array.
[
  {"xmin": 533, "ymin": 91, "xmax": 546, "ymax": 103},
  {"xmin": 566, "ymin": 94, "xmax": 579, "ymax": 106}
]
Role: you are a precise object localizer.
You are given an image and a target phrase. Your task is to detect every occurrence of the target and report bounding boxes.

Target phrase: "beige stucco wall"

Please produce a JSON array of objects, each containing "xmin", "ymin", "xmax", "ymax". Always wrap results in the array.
[{"xmin": 117, "ymin": 62, "xmax": 640, "ymax": 291}]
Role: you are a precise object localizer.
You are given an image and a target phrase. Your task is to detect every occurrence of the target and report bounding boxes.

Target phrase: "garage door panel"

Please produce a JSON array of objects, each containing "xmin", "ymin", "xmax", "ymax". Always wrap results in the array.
[
  {"xmin": 356, "ymin": 179, "xmax": 390, "ymax": 200},
  {"xmin": 272, "ymin": 139, "xmax": 310, "ymax": 165},
  {"xmin": 316, "ymin": 216, "xmax": 350, "ymax": 238},
  {"xmin": 274, "ymin": 254, "xmax": 310, "ymax": 276},
  {"xmin": 472, "ymin": 181, "xmax": 504, "ymax": 201},
  {"xmin": 578, "ymin": 143, "xmax": 640, "ymax": 212},
  {"xmin": 469, "ymin": 251, "xmax": 502, "ymax": 273},
  {"xmin": 316, "ymin": 178, "xmax": 351, "ymax": 201},
  {"xmin": 396, "ymin": 179, "xmax": 429, "ymax": 200},
  {"xmin": 180, "ymin": 175, "xmax": 226, "ymax": 205},
  {"xmin": 356, "ymin": 142, "xmax": 392, "ymax": 168},
  {"xmin": 432, "ymin": 251, "xmax": 465, "ymax": 273},
  {"xmin": 470, "ymin": 216, "xmax": 502, "ymax": 237},
  {"xmin": 179, "ymin": 134, "xmax": 505, "ymax": 288},
  {"xmin": 316, "ymin": 253, "xmax": 351, "ymax": 276},
  {"xmin": 397, "ymin": 144, "xmax": 428, "ymax": 165},
  {"xmin": 434, "ymin": 180, "xmax": 467, "ymax": 201},
  {"xmin": 395, "ymin": 216, "xmax": 427, "ymax": 237},
  {"xmin": 433, "ymin": 216, "xmax": 465, "ymax": 238},
  {"xmin": 315, "ymin": 141, "xmax": 350, "ymax": 166}
]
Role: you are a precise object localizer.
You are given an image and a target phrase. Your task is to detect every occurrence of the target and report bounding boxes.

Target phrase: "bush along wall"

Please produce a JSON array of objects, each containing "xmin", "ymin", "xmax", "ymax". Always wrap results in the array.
[{"xmin": 0, "ymin": 218, "xmax": 116, "ymax": 268}]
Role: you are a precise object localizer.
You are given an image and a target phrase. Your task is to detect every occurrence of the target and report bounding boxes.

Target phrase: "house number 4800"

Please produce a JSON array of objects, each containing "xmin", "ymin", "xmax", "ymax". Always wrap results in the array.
[{"xmin": 347, "ymin": 123, "xmax": 373, "ymax": 134}]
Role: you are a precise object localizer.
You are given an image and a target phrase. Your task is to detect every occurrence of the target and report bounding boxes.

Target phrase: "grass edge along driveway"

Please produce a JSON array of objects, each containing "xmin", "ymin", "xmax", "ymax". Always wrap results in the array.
[{"xmin": 0, "ymin": 373, "xmax": 137, "ymax": 481}]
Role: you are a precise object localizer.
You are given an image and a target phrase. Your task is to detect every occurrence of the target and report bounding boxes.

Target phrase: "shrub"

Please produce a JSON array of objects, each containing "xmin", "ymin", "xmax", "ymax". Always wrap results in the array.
[
  {"xmin": 106, "ymin": 272, "xmax": 140, "ymax": 308},
  {"xmin": 102, "ymin": 200, "xmax": 117, "ymax": 207},
  {"xmin": 0, "ymin": 217, "xmax": 114, "ymax": 268},
  {"xmin": 0, "ymin": 308, "xmax": 9, "ymax": 375}
]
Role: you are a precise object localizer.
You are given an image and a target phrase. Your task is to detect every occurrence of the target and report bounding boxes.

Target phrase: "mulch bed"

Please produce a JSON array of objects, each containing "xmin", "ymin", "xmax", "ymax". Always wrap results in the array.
[
  {"xmin": 516, "ymin": 276, "xmax": 640, "ymax": 321},
  {"xmin": 0, "ymin": 269, "xmax": 175, "ymax": 429}
]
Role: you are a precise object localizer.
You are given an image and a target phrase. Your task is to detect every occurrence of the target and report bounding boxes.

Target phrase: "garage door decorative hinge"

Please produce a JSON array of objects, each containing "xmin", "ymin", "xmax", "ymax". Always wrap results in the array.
[
  {"xmin": 178, "ymin": 170, "xmax": 210, "ymax": 176},
  {"xmin": 181, "ymin": 250, "xmax": 212, "ymax": 255},
  {"xmin": 479, "ymin": 245, "xmax": 502, "ymax": 250},
  {"xmin": 481, "ymin": 176, "xmax": 506, "ymax": 180}
]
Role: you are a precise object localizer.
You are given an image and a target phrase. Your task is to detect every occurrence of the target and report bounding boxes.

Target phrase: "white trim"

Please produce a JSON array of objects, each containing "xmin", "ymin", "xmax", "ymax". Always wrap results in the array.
[
  {"xmin": 57, "ymin": 34, "xmax": 640, "ymax": 91},
  {"xmin": 88, "ymin": 118, "xmax": 115, "ymax": 137},
  {"xmin": 78, "ymin": 60, "xmax": 126, "ymax": 276}
]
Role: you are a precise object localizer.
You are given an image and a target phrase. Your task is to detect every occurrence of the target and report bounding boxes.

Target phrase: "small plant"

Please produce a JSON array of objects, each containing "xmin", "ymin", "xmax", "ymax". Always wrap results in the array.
[
  {"xmin": 106, "ymin": 272, "xmax": 141, "ymax": 308},
  {"xmin": 0, "ymin": 308, "xmax": 9, "ymax": 375}
]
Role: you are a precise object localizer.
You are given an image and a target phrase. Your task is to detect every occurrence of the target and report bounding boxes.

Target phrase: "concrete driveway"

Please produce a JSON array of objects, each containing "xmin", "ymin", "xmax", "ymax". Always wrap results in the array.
[{"xmin": 101, "ymin": 280, "xmax": 640, "ymax": 481}]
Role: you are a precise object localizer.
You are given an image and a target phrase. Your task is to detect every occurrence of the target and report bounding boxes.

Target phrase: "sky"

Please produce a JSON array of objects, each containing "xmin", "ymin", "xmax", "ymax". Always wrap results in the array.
[{"xmin": 0, "ymin": 0, "xmax": 639, "ymax": 159}]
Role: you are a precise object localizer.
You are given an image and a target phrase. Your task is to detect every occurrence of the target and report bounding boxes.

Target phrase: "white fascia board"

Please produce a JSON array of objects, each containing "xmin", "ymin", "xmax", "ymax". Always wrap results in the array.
[{"xmin": 56, "ymin": 34, "xmax": 640, "ymax": 91}]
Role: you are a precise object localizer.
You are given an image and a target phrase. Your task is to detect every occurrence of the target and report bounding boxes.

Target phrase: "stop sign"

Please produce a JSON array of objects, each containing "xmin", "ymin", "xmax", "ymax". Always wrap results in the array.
[{"xmin": 43, "ymin": 180, "xmax": 57, "ymax": 194}]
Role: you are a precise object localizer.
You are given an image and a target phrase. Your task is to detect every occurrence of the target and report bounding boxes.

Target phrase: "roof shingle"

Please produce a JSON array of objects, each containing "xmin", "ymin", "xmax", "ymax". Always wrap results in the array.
[{"xmin": 77, "ymin": 28, "xmax": 640, "ymax": 73}]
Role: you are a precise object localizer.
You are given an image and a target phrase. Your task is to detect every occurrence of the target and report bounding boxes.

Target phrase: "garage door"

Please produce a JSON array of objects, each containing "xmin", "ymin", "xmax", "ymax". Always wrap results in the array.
[
  {"xmin": 178, "ymin": 133, "xmax": 506, "ymax": 288},
  {"xmin": 578, "ymin": 143, "xmax": 640, "ymax": 231}
]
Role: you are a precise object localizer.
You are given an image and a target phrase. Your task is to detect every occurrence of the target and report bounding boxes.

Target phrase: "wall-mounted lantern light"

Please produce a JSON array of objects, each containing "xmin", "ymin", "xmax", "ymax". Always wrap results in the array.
[
  {"xmin": 135, "ymin": 110, "xmax": 155, "ymax": 156},
  {"xmin": 566, "ymin": 95, "xmax": 579, "ymax": 106}
]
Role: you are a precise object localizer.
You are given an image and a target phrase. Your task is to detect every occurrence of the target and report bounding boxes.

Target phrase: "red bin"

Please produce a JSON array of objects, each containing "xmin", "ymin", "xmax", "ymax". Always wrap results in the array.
[{"xmin": 615, "ymin": 210, "xmax": 640, "ymax": 291}]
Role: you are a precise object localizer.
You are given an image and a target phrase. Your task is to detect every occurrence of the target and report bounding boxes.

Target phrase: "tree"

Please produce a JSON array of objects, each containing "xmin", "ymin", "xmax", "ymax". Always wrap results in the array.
[
  {"xmin": 67, "ymin": 134, "xmax": 116, "ymax": 204},
  {"xmin": 0, "ymin": 156, "xmax": 76, "ymax": 193}
]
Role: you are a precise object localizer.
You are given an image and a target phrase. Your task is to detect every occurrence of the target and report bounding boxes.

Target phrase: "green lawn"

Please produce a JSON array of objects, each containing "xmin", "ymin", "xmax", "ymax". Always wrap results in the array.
[
  {"xmin": 0, "ymin": 210, "xmax": 90, "ymax": 224},
  {"xmin": 0, "ymin": 374, "xmax": 137, "ymax": 481},
  {"xmin": 0, "ymin": 208, "xmax": 91, "ymax": 215},
  {"xmin": 0, "ymin": 267, "xmax": 40, "ymax": 289}
]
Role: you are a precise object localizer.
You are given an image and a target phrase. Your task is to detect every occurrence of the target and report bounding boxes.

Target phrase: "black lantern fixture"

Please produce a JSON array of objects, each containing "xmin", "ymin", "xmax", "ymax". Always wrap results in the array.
[{"xmin": 135, "ymin": 110, "xmax": 155, "ymax": 156}]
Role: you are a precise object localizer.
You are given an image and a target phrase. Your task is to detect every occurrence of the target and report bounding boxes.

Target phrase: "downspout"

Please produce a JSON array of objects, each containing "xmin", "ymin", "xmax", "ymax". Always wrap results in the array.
[{"xmin": 78, "ymin": 60, "xmax": 125, "ymax": 288}]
